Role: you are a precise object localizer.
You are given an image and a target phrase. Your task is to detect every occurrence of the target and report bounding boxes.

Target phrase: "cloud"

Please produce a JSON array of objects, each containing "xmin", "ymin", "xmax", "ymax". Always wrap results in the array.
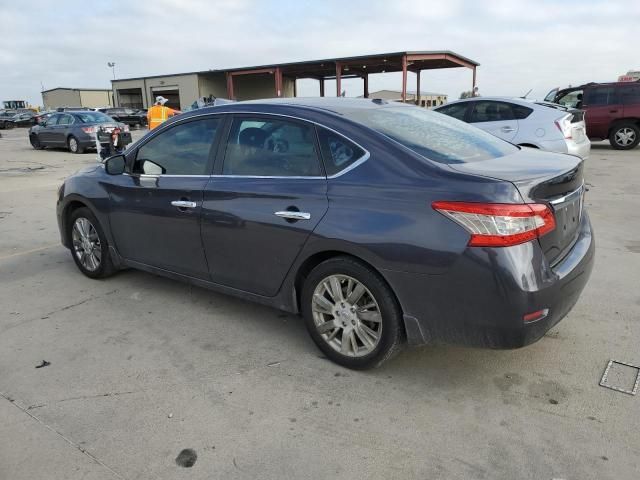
[{"xmin": 0, "ymin": 0, "xmax": 638, "ymax": 106}]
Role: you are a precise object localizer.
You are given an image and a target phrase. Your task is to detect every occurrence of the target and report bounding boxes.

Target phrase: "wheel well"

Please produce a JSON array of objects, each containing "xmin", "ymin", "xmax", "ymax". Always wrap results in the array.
[
  {"xmin": 518, "ymin": 143, "xmax": 539, "ymax": 149},
  {"xmin": 293, "ymin": 250, "xmax": 402, "ymax": 317},
  {"xmin": 61, "ymin": 200, "xmax": 88, "ymax": 246},
  {"xmin": 608, "ymin": 118, "xmax": 640, "ymax": 135}
]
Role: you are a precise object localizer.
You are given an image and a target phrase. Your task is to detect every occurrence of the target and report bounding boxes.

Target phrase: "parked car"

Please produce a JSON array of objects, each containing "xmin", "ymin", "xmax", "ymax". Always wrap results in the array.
[
  {"xmin": 10, "ymin": 111, "xmax": 38, "ymax": 127},
  {"xmin": 545, "ymin": 81, "xmax": 640, "ymax": 149},
  {"xmin": 98, "ymin": 107, "xmax": 147, "ymax": 127},
  {"xmin": 434, "ymin": 97, "xmax": 590, "ymax": 159},
  {"xmin": 29, "ymin": 111, "xmax": 131, "ymax": 153},
  {"xmin": 0, "ymin": 110, "xmax": 16, "ymax": 129},
  {"xmin": 56, "ymin": 98, "xmax": 594, "ymax": 369}
]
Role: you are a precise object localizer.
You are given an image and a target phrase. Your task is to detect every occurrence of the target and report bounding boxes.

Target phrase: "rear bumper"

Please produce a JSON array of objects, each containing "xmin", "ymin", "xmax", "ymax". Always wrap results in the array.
[
  {"xmin": 386, "ymin": 211, "xmax": 595, "ymax": 348},
  {"xmin": 566, "ymin": 138, "xmax": 591, "ymax": 160}
]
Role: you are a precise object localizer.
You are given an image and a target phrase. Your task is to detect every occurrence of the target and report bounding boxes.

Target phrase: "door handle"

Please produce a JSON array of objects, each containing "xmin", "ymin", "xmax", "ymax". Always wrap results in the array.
[
  {"xmin": 171, "ymin": 200, "xmax": 197, "ymax": 209},
  {"xmin": 500, "ymin": 126, "xmax": 515, "ymax": 133},
  {"xmin": 274, "ymin": 211, "xmax": 311, "ymax": 221}
]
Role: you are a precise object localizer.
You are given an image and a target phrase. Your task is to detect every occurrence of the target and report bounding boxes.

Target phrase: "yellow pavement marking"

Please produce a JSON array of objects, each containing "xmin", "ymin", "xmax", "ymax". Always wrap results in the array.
[{"xmin": 0, "ymin": 244, "xmax": 61, "ymax": 261}]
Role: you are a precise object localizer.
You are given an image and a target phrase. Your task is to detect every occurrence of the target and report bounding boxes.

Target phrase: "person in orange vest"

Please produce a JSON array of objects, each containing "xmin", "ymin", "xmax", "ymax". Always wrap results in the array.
[{"xmin": 147, "ymin": 96, "xmax": 180, "ymax": 130}]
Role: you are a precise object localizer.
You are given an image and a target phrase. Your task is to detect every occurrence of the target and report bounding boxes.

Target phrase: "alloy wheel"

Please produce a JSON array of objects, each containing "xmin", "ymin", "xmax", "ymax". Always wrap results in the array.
[
  {"xmin": 69, "ymin": 137, "xmax": 78, "ymax": 153},
  {"xmin": 615, "ymin": 127, "xmax": 636, "ymax": 147},
  {"xmin": 311, "ymin": 274, "xmax": 382, "ymax": 357},
  {"xmin": 72, "ymin": 217, "xmax": 102, "ymax": 271}
]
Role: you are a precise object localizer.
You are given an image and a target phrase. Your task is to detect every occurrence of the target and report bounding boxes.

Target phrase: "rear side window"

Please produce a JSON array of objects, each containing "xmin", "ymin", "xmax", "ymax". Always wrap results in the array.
[
  {"xmin": 620, "ymin": 85, "xmax": 640, "ymax": 105},
  {"xmin": 46, "ymin": 114, "xmax": 60, "ymax": 126},
  {"xmin": 584, "ymin": 87, "xmax": 616, "ymax": 106},
  {"xmin": 469, "ymin": 101, "xmax": 520, "ymax": 122},
  {"xmin": 135, "ymin": 118, "xmax": 220, "ymax": 175},
  {"xmin": 344, "ymin": 105, "xmax": 517, "ymax": 164},
  {"xmin": 58, "ymin": 114, "xmax": 73, "ymax": 126},
  {"xmin": 222, "ymin": 117, "xmax": 321, "ymax": 177},
  {"xmin": 317, "ymin": 129, "xmax": 366, "ymax": 176},
  {"xmin": 435, "ymin": 103, "xmax": 468, "ymax": 120}
]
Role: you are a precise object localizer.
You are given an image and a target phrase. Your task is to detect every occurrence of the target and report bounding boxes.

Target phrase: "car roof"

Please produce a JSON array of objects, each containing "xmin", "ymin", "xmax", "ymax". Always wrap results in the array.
[{"xmin": 182, "ymin": 97, "xmax": 413, "ymax": 120}]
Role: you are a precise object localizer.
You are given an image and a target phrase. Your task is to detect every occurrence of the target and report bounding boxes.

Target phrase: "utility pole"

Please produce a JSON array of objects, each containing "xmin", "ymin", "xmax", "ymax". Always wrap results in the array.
[{"xmin": 107, "ymin": 62, "xmax": 116, "ymax": 80}]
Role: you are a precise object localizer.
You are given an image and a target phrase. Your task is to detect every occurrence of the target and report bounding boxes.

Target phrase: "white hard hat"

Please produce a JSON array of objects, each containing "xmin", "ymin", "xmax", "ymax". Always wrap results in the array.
[{"xmin": 155, "ymin": 96, "xmax": 168, "ymax": 105}]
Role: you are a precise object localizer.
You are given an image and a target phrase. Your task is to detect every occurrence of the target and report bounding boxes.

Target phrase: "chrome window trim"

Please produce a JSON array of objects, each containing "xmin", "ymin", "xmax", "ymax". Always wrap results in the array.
[{"xmin": 126, "ymin": 110, "xmax": 370, "ymax": 179}]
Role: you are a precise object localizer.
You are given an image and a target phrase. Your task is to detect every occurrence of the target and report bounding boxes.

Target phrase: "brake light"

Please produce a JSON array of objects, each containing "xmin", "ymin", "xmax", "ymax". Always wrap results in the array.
[
  {"xmin": 432, "ymin": 202, "xmax": 556, "ymax": 247},
  {"xmin": 81, "ymin": 126, "xmax": 98, "ymax": 134},
  {"xmin": 554, "ymin": 114, "xmax": 573, "ymax": 139}
]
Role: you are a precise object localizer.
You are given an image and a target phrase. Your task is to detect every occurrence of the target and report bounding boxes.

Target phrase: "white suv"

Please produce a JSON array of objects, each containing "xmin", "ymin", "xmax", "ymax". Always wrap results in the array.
[{"xmin": 435, "ymin": 97, "xmax": 590, "ymax": 159}]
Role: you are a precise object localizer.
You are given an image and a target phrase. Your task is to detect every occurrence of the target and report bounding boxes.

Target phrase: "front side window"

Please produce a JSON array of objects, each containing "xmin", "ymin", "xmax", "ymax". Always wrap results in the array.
[
  {"xmin": 343, "ymin": 105, "xmax": 517, "ymax": 164},
  {"xmin": 584, "ymin": 87, "xmax": 616, "ymax": 106},
  {"xmin": 222, "ymin": 117, "xmax": 321, "ymax": 177},
  {"xmin": 317, "ymin": 128, "xmax": 366, "ymax": 176},
  {"xmin": 135, "ymin": 118, "xmax": 220, "ymax": 175},
  {"xmin": 436, "ymin": 102, "xmax": 468, "ymax": 121}
]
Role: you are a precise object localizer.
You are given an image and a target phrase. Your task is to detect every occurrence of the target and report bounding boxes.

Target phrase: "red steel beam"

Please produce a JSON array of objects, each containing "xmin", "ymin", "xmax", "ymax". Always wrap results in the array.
[
  {"xmin": 335, "ymin": 61, "xmax": 342, "ymax": 96},
  {"xmin": 320, "ymin": 78, "xmax": 325, "ymax": 97},
  {"xmin": 416, "ymin": 69, "xmax": 421, "ymax": 105},
  {"xmin": 275, "ymin": 67, "xmax": 283, "ymax": 97},
  {"xmin": 226, "ymin": 72, "xmax": 234, "ymax": 100},
  {"xmin": 363, "ymin": 73, "xmax": 369, "ymax": 98},
  {"xmin": 472, "ymin": 66, "xmax": 477, "ymax": 96},
  {"xmin": 401, "ymin": 55, "xmax": 408, "ymax": 102}
]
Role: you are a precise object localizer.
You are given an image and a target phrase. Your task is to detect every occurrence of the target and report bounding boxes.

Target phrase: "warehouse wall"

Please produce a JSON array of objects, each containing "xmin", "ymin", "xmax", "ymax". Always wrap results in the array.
[
  {"xmin": 233, "ymin": 74, "xmax": 295, "ymax": 100},
  {"xmin": 42, "ymin": 89, "xmax": 81, "ymax": 110},
  {"xmin": 113, "ymin": 74, "xmax": 198, "ymax": 110},
  {"xmin": 197, "ymin": 73, "xmax": 228, "ymax": 99},
  {"xmin": 79, "ymin": 90, "xmax": 113, "ymax": 108}
]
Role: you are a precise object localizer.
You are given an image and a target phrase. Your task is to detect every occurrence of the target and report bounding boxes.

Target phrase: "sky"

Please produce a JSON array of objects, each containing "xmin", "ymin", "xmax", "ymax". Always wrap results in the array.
[{"xmin": 1, "ymin": 0, "xmax": 639, "ymax": 106}]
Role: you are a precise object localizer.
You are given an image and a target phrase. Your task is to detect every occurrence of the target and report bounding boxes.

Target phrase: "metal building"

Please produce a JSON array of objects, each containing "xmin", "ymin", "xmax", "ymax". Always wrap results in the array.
[
  {"xmin": 110, "ymin": 51, "xmax": 478, "ymax": 110},
  {"xmin": 41, "ymin": 88, "xmax": 113, "ymax": 110}
]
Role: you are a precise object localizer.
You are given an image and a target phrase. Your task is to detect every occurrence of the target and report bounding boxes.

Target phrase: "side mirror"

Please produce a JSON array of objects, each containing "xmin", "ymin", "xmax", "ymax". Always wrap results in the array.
[
  {"xmin": 141, "ymin": 159, "xmax": 166, "ymax": 175},
  {"xmin": 105, "ymin": 154, "xmax": 126, "ymax": 175}
]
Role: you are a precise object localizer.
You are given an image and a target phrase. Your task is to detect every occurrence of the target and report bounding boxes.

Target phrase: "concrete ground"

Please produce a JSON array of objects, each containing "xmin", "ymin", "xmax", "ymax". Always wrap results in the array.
[{"xmin": 1, "ymin": 125, "xmax": 639, "ymax": 480}]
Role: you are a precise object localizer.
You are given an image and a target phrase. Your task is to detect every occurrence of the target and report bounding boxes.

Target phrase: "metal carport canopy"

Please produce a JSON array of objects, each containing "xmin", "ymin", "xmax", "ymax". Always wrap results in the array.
[{"xmin": 224, "ymin": 50, "xmax": 479, "ymax": 101}]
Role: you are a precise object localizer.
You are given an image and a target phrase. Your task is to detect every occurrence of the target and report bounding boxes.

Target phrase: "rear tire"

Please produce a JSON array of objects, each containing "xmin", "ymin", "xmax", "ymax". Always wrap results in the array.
[
  {"xmin": 68, "ymin": 135, "xmax": 84, "ymax": 154},
  {"xmin": 67, "ymin": 207, "xmax": 116, "ymax": 279},
  {"xmin": 301, "ymin": 256, "xmax": 404, "ymax": 369},
  {"xmin": 609, "ymin": 122, "xmax": 640, "ymax": 150}
]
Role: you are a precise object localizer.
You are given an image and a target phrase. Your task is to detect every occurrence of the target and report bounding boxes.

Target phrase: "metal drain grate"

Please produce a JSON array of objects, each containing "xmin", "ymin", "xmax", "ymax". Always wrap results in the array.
[{"xmin": 600, "ymin": 360, "xmax": 640, "ymax": 395}]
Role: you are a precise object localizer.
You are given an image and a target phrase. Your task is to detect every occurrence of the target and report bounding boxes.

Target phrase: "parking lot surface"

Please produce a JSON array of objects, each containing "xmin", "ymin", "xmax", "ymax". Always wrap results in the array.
[{"xmin": 1, "ymin": 127, "xmax": 639, "ymax": 479}]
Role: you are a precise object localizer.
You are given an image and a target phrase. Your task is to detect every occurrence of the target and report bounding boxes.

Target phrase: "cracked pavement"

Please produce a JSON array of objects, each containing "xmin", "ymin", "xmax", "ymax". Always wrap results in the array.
[{"xmin": 1, "ymin": 127, "xmax": 639, "ymax": 479}]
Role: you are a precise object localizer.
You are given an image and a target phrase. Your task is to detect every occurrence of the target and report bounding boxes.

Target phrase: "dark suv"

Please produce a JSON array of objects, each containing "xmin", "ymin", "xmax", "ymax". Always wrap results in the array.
[{"xmin": 546, "ymin": 81, "xmax": 640, "ymax": 149}]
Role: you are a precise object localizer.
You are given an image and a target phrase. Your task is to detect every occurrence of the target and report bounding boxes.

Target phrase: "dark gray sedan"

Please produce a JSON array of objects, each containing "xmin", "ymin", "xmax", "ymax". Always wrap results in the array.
[
  {"xmin": 29, "ymin": 111, "xmax": 131, "ymax": 153},
  {"xmin": 56, "ymin": 98, "xmax": 594, "ymax": 369}
]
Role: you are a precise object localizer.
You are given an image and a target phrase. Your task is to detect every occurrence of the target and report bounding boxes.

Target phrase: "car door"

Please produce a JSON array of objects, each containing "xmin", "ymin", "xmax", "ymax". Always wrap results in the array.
[
  {"xmin": 582, "ymin": 86, "xmax": 622, "ymax": 139},
  {"xmin": 38, "ymin": 113, "xmax": 61, "ymax": 144},
  {"xmin": 54, "ymin": 114, "xmax": 74, "ymax": 144},
  {"xmin": 106, "ymin": 116, "xmax": 223, "ymax": 279},
  {"xmin": 620, "ymin": 84, "xmax": 640, "ymax": 118},
  {"xmin": 467, "ymin": 100, "xmax": 519, "ymax": 141},
  {"xmin": 201, "ymin": 115, "xmax": 329, "ymax": 297}
]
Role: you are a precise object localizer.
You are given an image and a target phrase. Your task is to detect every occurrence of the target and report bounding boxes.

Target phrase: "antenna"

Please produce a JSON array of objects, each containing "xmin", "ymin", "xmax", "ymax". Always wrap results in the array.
[{"xmin": 521, "ymin": 88, "xmax": 533, "ymax": 99}]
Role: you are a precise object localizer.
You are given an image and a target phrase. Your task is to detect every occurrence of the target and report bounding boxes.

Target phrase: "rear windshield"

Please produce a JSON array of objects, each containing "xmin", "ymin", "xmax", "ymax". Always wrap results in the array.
[
  {"xmin": 343, "ymin": 105, "xmax": 517, "ymax": 164},
  {"xmin": 75, "ymin": 112, "xmax": 113, "ymax": 123}
]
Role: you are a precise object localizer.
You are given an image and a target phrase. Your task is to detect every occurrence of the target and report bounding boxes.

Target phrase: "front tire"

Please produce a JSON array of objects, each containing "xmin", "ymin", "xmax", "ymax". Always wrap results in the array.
[
  {"xmin": 68, "ymin": 135, "xmax": 84, "ymax": 154},
  {"xmin": 68, "ymin": 207, "xmax": 116, "ymax": 279},
  {"xmin": 301, "ymin": 256, "xmax": 404, "ymax": 369},
  {"xmin": 609, "ymin": 122, "xmax": 640, "ymax": 150},
  {"xmin": 30, "ymin": 134, "xmax": 44, "ymax": 150}
]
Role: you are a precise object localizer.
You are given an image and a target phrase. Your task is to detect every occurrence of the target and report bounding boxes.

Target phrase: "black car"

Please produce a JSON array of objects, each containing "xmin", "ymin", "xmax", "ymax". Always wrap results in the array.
[
  {"xmin": 0, "ymin": 110, "xmax": 17, "ymax": 129},
  {"xmin": 99, "ymin": 107, "xmax": 147, "ymax": 127},
  {"xmin": 56, "ymin": 98, "xmax": 594, "ymax": 369},
  {"xmin": 10, "ymin": 111, "xmax": 38, "ymax": 127},
  {"xmin": 29, "ymin": 111, "xmax": 132, "ymax": 153}
]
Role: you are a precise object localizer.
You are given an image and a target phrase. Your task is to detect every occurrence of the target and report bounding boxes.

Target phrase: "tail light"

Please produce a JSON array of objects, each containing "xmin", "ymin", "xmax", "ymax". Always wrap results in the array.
[
  {"xmin": 81, "ymin": 126, "xmax": 98, "ymax": 134},
  {"xmin": 432, "ymin": 202, "xmax": 556, "ymax": 247},
  {"xmin": 554, "ymin": 114, "xmax": 573, "ymax": 139}
]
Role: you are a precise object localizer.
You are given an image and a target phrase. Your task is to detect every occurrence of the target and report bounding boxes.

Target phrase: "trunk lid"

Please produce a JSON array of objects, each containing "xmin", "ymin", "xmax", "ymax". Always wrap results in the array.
[{"xmin": 449, "ymin": 148, "xmax": 585, "ymax": 265}]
